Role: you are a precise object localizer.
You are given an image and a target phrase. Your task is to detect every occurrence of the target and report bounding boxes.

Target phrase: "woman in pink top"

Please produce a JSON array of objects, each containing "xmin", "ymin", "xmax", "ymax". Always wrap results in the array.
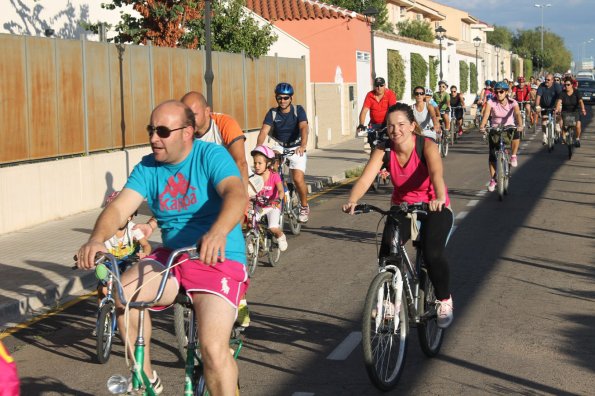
[
  {"xmin": 479, "ymin": 81, "xmax": 523, "ymax": 191},
  {"xmin": 343, "ymin": 103, "xmax": 454, "ymax": 328}
]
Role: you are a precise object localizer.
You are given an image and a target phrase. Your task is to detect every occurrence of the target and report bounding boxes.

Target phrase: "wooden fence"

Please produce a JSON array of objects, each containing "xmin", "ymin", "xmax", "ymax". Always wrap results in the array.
[{"xmin": 0, "ymin": 34, "xmax": 306, "ymax": 164}]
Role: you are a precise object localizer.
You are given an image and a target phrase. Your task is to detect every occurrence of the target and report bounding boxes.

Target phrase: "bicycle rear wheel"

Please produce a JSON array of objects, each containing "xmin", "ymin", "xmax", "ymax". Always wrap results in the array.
[
  {"xmin": 496, "ymin": 152, "xmax": 505, "ymax": 201},
  {"xmin": 547, "ymin": 123, "xmax": 554, "ymax": 153},
  {"xmin": 362, "ymin": 270, "xmax": 408, "ymax": 391},
  {"xmin": 287, "ymin": 190, "xmax": 301, "ymax": 235},
  {"xmin": 417, "ymin": 263, "xmax": 444, "ymax": 357},
  {"xmin": 267, "ymin": 235, "xmax": 281, "ymax": 267},
  {"xmin": 441, "ymin": 134, "xmax": 449, "ymax": 157},
  {"xmin": 96, "ymin": 302, "xmax": 115, "ymax": 364},
  {"xmin": 245, "ymin": 230, "xmax": 259, "ymax": 276}
]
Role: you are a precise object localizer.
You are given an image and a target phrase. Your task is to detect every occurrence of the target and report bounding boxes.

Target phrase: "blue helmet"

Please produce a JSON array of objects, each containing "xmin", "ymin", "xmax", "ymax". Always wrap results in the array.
[
  {"xmin": 494, "ymin": 81, "xmax": 509, "ymax": 90},
  {"xmin": 485, "ymin": 80, "xmax": 492, "ymax": 86},
  {"xmin": 274, "ymin": 83, "xmax": 294, "ymax": 96}
]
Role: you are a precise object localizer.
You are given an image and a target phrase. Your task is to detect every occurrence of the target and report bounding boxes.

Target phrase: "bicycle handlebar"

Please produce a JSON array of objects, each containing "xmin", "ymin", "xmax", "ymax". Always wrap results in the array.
[
  {"xmin": 353, "ymin": 202, "xmax": 429, "ymax": 217},
  {"xmin": 97, "ymin": 246, "xmax": 199, "ymax": 309}
]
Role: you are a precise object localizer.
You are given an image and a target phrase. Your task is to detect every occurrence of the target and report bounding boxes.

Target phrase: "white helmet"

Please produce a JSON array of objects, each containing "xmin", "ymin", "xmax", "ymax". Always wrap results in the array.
[{"xmin": 425, "ymin": 88, "xmax": 433, "ymax": 96}]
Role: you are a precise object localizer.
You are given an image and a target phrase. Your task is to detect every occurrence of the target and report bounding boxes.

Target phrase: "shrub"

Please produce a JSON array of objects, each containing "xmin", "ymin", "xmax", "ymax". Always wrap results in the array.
[
  {"xmin": 387, "ymin": 50, "xmax": 406, "ymax": 100},
  {"xmin": 470, "ymin": 62, "xmax": 478, "ymax": 94},
  {"xmin": 459, "ymin": 60, "xmax": 469, "ymax": 93},
  {"xmin": 410, "ymin": 53, "xmax": 427, "ymax": 97}
]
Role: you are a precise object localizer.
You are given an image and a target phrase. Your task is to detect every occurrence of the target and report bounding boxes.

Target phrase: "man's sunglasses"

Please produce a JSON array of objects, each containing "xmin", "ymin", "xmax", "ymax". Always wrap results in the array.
[
  {"xmin": 146, "ymin": 125, "xmax": 187, "ymax": 138},
  {"xmin": 564, "ymin": 83, "xmax": 572, "ymax": 86},
  {"xmin": 414, "ymin": 91, "xmax": 425, "ymax": 96},
  {"xmin": 545, "ymin": 78, "xmax": 552, "ymax": 81},
  {"xmin": 495, "ymin": 90, "xmax": 506, "ymax": 94},
  {"xmin": 276, "ymin": 96, "xmax": 291, "ymax": 101}
]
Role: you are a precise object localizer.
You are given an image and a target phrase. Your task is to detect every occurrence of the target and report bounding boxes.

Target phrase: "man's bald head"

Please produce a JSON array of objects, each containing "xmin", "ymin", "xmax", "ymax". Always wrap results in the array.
[
  {"xmin": 151, "ymin": 100, "xmax": 195, "ymax": 130},
  {"xmin": 181, "ymin": 91, "xmax": 211, "ymax": 136}
]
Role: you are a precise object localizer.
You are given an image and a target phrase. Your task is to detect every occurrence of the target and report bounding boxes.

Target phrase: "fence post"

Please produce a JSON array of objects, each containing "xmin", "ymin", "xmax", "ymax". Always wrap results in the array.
[
  {"xmin": 242, "ymin": 51, "xmax": 248, "ymax": 132},
  {"xmin": 148, "ymin": 40, "xmax": 154, "ymax": 109},
  {"xmin": 81, "ymin": 36, "xmax": 89, "ymax": 156}
]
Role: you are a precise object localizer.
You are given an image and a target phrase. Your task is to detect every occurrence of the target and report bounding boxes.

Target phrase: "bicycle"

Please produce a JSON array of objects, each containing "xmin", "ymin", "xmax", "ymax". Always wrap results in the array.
[
  {"xmin": 487, "ymin": 126, "xmax": 515, "ymax": 201},
  {"xmin": 517, "ymin": 101, "xmax": 531, "ymax": 140},
  {"xmin": 244, "ymin": 200, "xmax": 283, "ymax": 273},
  {"xmin": 363, "ymin": 125, "xmax": 391, "ymax": 193},
  {"xmin": 437, "ymin": 110, "xmax": 449, "ymax": 157},
  {"xmin": 354, "ymin": 202, "xmax": 446, "ymax": 391},
  {"xmin": 91, "ymin": 247, "xmax": 243, "ymax": 395},
  {"xmin": 561, "ymin": 112, "xmax": 577, "ymax": 159},
  {"xmin": 543, "ymin": 108, "xmax": 556, "ymax": 153},
  {"xmin": 94, "ymin": 255, "xmax": 138, "ymax": 364},
  {"xmin": 275, "ymin": 148, "xmax": 302, "ymax": 234}
]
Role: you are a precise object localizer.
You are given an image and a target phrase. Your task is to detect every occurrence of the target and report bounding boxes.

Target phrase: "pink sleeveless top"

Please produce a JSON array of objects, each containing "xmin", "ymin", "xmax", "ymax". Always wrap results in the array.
[{"xmin": 389, "ymin": 136, "xmax": 450, "ymax": 206}]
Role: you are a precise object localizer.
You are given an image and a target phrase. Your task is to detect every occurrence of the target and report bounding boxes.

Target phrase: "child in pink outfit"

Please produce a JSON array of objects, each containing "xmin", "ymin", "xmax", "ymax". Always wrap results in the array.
[{"xmin": 250, "ymin": 145, "xmax": 288, "ymax": 251}]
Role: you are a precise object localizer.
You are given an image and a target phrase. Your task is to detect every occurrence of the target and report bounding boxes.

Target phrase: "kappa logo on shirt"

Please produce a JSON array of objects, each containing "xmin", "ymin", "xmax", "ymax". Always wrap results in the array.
[{"xmin": 159, "ymin": 174, "xmax": 197, "ymax": 212}]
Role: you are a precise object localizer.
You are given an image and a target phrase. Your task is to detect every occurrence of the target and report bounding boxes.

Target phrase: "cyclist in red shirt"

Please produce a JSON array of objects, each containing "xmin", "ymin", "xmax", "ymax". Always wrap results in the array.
[
  {"xmin": 357, "ymin": 77, "xmax": 398, "ymax": 133},
  {"xmin": 512, "ymin": 76, "xmax": 532, "ymax": 127}
]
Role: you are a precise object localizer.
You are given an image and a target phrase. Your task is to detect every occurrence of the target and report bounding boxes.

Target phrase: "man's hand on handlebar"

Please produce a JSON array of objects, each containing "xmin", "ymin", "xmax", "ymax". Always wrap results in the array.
[
  {"xmin": 76, "ymin": 240, "xmax": 107, "ymax": 270},
  {"xmin": 296, "ymin": 145, "xmax": 307, "ymax": 156}
]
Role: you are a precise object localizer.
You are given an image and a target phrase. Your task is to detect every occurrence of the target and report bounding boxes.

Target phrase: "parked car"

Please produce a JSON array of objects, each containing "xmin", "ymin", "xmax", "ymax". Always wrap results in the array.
[
  {"xmin": 577, "ymin": 79, "xmax": 595, "ymax": 104},
  {"xmin": 576, "ymin": 70, "xmax": 594, "ymax": 80}
]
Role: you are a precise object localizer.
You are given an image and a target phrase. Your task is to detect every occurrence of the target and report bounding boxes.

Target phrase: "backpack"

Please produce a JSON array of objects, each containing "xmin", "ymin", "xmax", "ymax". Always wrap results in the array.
[
  {"xmin": 268, "ymin": 105, "xmax": 300, "ymax": 137},
  {"xmin": 415, "ymin": 134, "xmax": 427, "ymax": 166}
]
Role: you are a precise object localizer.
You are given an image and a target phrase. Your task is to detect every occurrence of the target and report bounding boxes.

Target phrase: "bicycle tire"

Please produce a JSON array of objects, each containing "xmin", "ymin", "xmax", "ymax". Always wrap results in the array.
[
  {"xmin": 174, "ymin": 302, "xmax": 192, "ymax": 360},
  {"xmin": 496, "ymin": 152, "xmax": 505, "ymax": 201},
  {"xmin": 441, "ymin": 134, "xmax": 449, "ymax": 157},
  {"xmin": 267, "ymin": 234, "xmax": 281, "ymax": 267},
  {"xmin": 245, "ymin": 231, "xmax": 259, "ymax": 276},
  {"xmin": 417, "ymin": 263, "xmax": 444, "ymax": 357},
  {"xmin": 566, "ymin": 127, "xmax": 574, "ymax": 159},
  {"xmin": 374, "ymin": 174, "xmax": 382, "ymax": 193},
  {"xmin": 288, "ymin": 192, "xmax": 301, "ymax": 235},
  {"xmin": 193, "ymin": 364, "xmax": 208, "ymax": 396},
  {"xmin": 547, "ymin": 123, "xmax": 554, "ymax": 153},
  {"xmin": 96, "ymin": 302, "xmax": 115, "ymax": 364},
  {"xmin": 362, "ymin": 270, "xmax": 408, "ymax": 391},
  {"xmin": 450, "ymin": 121, "xmax": 456, "ymax": 145}
]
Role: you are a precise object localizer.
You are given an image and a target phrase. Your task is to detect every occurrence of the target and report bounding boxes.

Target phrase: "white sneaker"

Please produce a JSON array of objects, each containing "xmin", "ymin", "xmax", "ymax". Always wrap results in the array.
[
  {"xmin": 128, "ymin": 370, "xmax": 163, "ymax": 395},
  {"xmin": 277, "ymin": 234, "xmax": 288, "ymax": 251},
  {"xmin": 436, "ymin": 296, "xmax": 453, "ymax": 328},
  {"xmin": 298, "ymin": 205, "xmax": 310, "ymax": 223}
]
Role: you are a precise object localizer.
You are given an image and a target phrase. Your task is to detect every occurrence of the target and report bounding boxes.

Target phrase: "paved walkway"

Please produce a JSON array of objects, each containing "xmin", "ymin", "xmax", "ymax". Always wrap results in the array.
[{"xmin": 0, "ymin": 138, "xmax": 368, "ymax": 330}]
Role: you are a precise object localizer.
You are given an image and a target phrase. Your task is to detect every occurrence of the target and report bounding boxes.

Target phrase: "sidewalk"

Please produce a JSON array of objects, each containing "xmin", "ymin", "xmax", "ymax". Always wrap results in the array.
[{"xmin": 0, "ymin": 138, "xmax": 369, "ymax": 330}]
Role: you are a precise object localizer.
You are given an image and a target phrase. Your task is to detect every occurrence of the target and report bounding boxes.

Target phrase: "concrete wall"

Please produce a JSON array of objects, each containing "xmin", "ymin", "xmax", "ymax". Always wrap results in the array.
[
  {"xmin": 311, "ymin": 83, "xmax": 357, "ymax": 147},
  {"xmin": 0, "ymin": 146, "xmax": 150, "ymax": 234}
]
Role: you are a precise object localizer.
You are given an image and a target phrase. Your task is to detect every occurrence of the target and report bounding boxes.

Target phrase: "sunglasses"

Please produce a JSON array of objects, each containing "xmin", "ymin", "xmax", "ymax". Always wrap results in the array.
[
  {"xmin": 451, "ymin": 90, "xmax": 457, "ymax": 92},
  {"xmin": 555, "ymin": 79, "xmax": 560, "ymax": 81},
  {"xmin": 564, "ymin": 83, "xmax": 572, "ymax": 86},
  {"xmin": 414, "ymin": 91, "xmax": 425, "ymax": 96},
  {"xmin": 276, "ymin": 96, "xmax": 291, "ymax": 101},
  {"xmin": 374, "ymin": 84, "xmax": 385, "ymax": 88},
  {"xmin": 545, "ymin": 79, "xmax": 552, "ymax": 81},
  {"xmin": 496, "ymin": 90, "xmax": 506, "ymax": 94},
  {"xmin": 146, "ymin": 125, "xmax": 187, "ymax": 138}
]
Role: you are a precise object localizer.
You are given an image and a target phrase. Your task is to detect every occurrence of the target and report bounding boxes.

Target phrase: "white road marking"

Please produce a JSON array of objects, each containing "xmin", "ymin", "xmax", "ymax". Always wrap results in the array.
[
  {"xmin": 327, "ymin": 331, "xmax": 362, "ymax": 360},
  {"xmin": 477, "ymin": 190, "xmax": 487, "ymax": 196},
  {"xmin": 467, "ymin": 199, "xmax": 479, "ymax": 207},
  {"xmin": 292, "ymin": 393, "xmax": 315, "ymax": 396},
  {"xmin": 456, "ymin": 211, "xmax": 468, "ymax": 220}
]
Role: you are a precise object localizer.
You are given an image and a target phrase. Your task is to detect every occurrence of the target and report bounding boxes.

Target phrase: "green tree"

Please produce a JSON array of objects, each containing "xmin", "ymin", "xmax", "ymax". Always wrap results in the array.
[
  {"xmin": 513, "ymin": 28, "xmax": 571, "ymax": 73},
  {"xmin": 387, "ymin": 50, "xmax": 406, "ymax": 100},
  {"xmin": 410, "ymin": 53, "xmax": 427, "ymax": 95},
  {"xmin": 459, "ymin": 61, "xmax": 469, "ymax": 93},
  {"xmin": 395, "ymin": 19, "xmax": 434, "ymax": 43},
  {"xmin": 487, "ymin": 25, "xmax": 513, "ymax": 50},
  {"xmin": 429, "ymin": 57, "xmax": 438, "ymax": 90},
  {"xmin": 323, "ymin": 0, "xmax": 392, "ymax": 32},
  {"xmin": 85, "ymin": 0, "xmax": 277, "ymax": 57},
  {"xmin": 470, "ymin": 62, "xmax": 478, "ymax": 94},
  {"xmin": 523, "ymin": 58, "xmax": 533, "ymax": 78}
]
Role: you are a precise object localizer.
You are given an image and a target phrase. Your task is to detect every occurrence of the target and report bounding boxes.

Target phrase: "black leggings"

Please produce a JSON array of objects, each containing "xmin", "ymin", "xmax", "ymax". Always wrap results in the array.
[{"xmin": 379, "ymin": 207, "xmax": 453, "ymax": 300}]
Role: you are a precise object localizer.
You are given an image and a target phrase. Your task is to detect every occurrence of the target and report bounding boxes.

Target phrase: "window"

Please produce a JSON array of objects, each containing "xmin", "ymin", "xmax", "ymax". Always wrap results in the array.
[{"xmin": 357, "ymin": 51, "xmax": 370, "ymax": 62}]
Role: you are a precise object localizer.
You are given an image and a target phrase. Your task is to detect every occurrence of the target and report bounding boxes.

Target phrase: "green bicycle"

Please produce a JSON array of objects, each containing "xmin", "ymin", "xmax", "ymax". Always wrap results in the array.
[{"xmin": 94, "ymin": 247, "xmax": 242, "ymax": 396}]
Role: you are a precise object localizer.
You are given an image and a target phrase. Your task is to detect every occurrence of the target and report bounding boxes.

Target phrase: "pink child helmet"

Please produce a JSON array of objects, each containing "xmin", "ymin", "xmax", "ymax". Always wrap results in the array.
[{"xmin": 250, "ymin": 145, "xmax": 275, "ymax": 160}]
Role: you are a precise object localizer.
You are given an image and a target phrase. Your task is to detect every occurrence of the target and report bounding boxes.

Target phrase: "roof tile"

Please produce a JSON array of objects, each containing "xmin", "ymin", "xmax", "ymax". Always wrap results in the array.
[{"xmin": 245, "ymin": 0, "xmax": 364, "ymax": 22}]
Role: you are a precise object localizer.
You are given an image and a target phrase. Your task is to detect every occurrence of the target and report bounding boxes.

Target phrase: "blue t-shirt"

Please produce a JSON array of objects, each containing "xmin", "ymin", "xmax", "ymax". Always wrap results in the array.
[
  {"xmin": 263, "ymin": 104, "xmax": 308, "ymax": 146},
  {"xmin": 125, "ymin": 140, "xmax": 246, "ymax": 265}
]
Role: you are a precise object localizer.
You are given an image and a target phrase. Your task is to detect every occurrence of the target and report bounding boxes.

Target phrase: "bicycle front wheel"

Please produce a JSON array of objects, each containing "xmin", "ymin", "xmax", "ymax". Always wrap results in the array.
[
  {"xmin": 362, "ymin": 270, "xmax": 408, "ymax": 391},
  {"xmin": 547, "ymin": 123, "xmax": 554, "ymax": 152},
  {"xmin": 174, "ymin": 302, "xmax": 192, "ymax": 360},
  {"xmin": 417, "ymin": 265, "xmax": 444, "ymax": 357},
  {"xmin": 566, "ymin": 127, "xmax": 574, "ymax": 159},
  {"xmin": 441, "ymin": 134, "xmax": 449, "ymax": 157},
  {"xmin": 496, "ymin": 152, "xmax": 505, "ymax": 201},
  {"xmin": 96, "ymin": 302, "xmax": 115, "ymax": 364},
  {"xmin": 267, "ymin": 236, "xmax": 281, "ymax": 267}
]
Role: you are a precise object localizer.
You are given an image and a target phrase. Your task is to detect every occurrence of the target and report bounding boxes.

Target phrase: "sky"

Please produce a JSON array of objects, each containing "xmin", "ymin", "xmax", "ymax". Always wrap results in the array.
[{"xmin": 437, "ymin": 0, "xmax": 595, "ymax": 68}]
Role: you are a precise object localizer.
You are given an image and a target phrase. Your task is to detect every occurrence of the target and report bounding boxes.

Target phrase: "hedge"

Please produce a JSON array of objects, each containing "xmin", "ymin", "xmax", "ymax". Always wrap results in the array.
[
  {"xmin": 429, "ymin": 57, "xmax": 438, "ymax": 90},
  {"xmin": 410, "ymin": 53, "xmax": 427, "ymax": 97},
  {"xmin": 459, "ymin": 60, "xmax": 469, "ymax": 93},
  {"xmin": 470, "ymin": 62, "xmax": 478, "ymax": 94},
  {"xmin": 387, "ymin": 50, "xmax": 406, "ymax": 100}
]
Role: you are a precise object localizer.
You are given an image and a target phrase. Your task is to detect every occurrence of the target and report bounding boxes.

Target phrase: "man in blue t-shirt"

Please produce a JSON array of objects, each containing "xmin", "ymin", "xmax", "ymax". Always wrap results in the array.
[
  {"xmin": 536, "ymin": 73, "xmax": 563, "ymax": 144},
  {"xmin": 76, "ymin": 100, "xmax": 247, "ymax": 395},
  {"xmin": 257, "ymin": 82, "xmax": 310, "ymax": 223}
]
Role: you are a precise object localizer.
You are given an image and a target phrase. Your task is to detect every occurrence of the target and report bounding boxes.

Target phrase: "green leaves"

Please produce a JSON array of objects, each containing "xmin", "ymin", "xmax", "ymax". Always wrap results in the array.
[
  {"xmin": 396, "ymin": 19, "xmax": 434, "ymax": 43},
  {"xmin": 459, "ymin": 61, "xmax": 469, "ymax": 93},
  {"xmin": 411, "ymin": 53, "xmax": 427, "ymax": 93},
  {"xmin": 387, "ymin": 50, "xmax": 405, "ymax": 100}
]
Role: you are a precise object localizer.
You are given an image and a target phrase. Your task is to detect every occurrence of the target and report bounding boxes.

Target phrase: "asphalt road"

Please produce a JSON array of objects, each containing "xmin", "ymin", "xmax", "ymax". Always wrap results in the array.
[{"xmin": 4, "ymin": 108, "xmax": 594, "ymax": 395}]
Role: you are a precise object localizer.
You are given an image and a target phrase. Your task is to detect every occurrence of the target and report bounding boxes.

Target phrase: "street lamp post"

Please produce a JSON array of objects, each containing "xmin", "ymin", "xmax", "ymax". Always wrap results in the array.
[
  {"xmin": 534, "ymin": 3, "xmax": 551, "ymax": 75},
  {"xmin": 435, "ymin": 26, "xmax": 446, "ymax": 81},
  {"xmin": 473, "ymin": 37, "xmax": 481, "ymax": 88},
  {"xmin": 204, "ymin": 0, "xmax": 214, "ymax": 108},
  {"xmin": 363, "ymin": 7, "xmax": 379, "ymax": 82},
  {"xmin": 495, "ymin": 45, "xmax": 501, "ymax": 81}
]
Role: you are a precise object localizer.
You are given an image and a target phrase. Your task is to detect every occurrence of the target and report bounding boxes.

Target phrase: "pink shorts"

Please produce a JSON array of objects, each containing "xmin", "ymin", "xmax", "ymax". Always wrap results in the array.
[{"xmin": 147, "ymin": 247, "xmax": 249, "ymax": 310}]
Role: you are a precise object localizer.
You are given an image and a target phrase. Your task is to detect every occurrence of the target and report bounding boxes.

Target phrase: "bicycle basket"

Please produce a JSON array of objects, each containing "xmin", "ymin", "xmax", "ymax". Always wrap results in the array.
[{"xmin": 562, "ymin": 114, "xmax": 577, "ymax": 127}]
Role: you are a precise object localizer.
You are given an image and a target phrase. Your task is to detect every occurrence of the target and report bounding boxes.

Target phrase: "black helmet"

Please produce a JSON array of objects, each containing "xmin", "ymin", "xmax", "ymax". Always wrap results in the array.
[{"xmin": 275, "ymin": 83, "xmax": 294, "ymax": 96}]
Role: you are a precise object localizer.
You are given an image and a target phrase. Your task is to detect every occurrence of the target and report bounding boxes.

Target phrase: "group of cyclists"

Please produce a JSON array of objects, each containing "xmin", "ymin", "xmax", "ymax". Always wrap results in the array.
[{"xmin": 70, "ymin": 68, "xmax": 587, "ymax": 394}]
